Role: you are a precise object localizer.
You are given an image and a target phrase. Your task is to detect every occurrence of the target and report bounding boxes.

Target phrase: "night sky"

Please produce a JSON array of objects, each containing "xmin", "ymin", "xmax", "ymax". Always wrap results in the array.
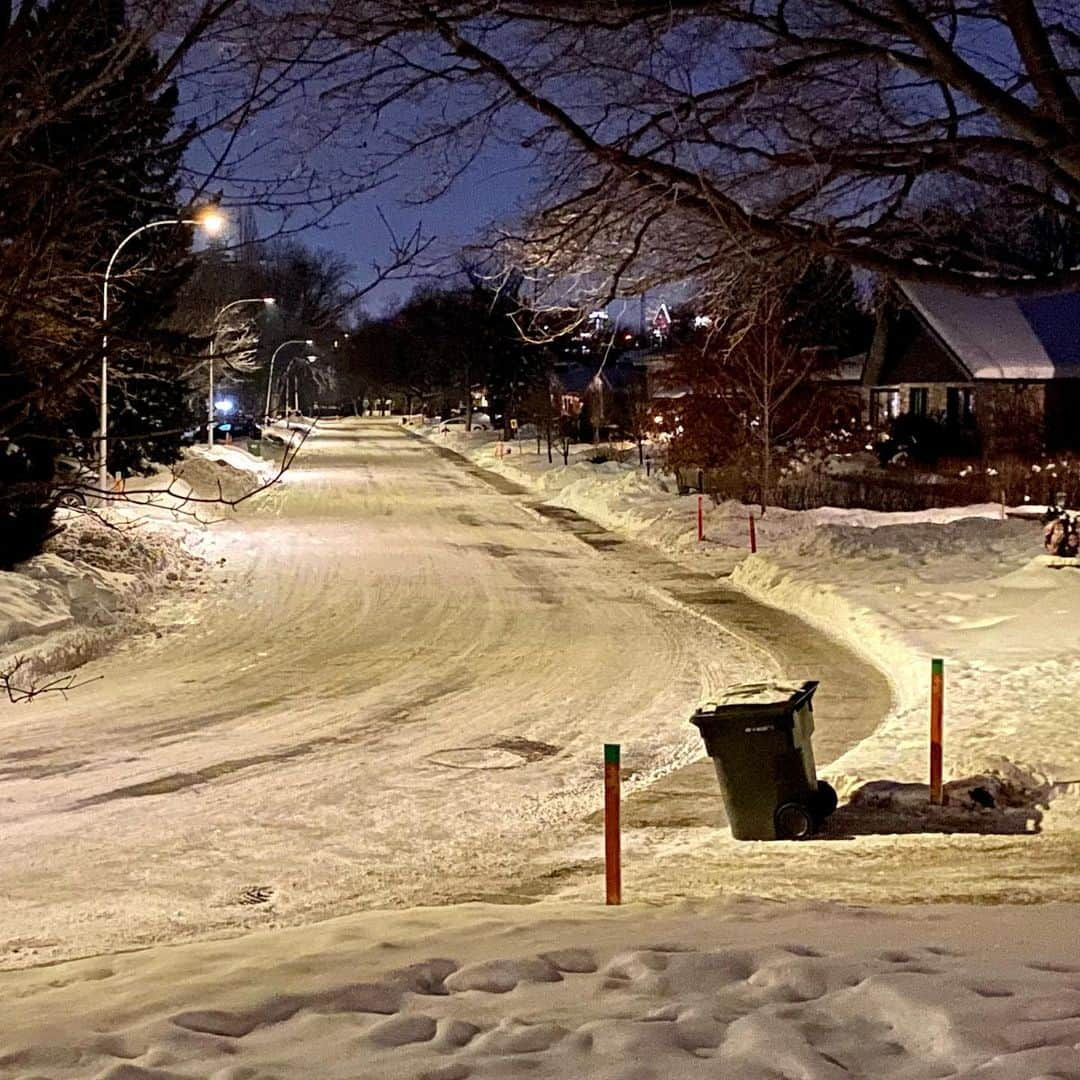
[{"xmin": 316, "ymin": 148, "xmax": 534, "ymax": 314}]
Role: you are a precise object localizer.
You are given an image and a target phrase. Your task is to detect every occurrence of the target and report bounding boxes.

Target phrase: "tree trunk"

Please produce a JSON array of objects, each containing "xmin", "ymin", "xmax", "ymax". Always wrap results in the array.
[
  {"xmin": 504, "ymin": 387, "xmax": 516, "ymax": 441},
  {"xmin": 761, "ymin": 399, "xmax": 771, "ymax": 515}
]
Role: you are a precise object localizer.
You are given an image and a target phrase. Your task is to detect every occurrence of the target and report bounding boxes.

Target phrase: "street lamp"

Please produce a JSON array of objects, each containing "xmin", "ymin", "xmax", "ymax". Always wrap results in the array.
[
  {"xmin": 208, "ymin": 297, "xmax": 275, "ymax": 447},
  {"xmin": 264, "ymin": 339, "xmax": 314, "ymax": 426},
  {"xmin": 99, "ymin": 207, "xmax": 226, "ymax": 497}
]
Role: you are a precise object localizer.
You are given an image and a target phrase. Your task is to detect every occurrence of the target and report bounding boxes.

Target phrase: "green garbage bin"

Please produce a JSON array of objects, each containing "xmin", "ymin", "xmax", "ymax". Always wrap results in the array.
[
  {"xmin": 247, "ymin": 438, "xmax": 262, "ymax": 457},
  {"xmin": 690, "ymin": 680, "xmax": 837, "ymax": 840}
]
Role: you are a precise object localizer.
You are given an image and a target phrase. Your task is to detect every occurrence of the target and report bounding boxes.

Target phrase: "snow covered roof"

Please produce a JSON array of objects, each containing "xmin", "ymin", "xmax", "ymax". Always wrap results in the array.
[
  {"xmin": 900, "ymin": 282, "xmax": 1080, "ymax": 380},
  {"xmin": 554, "ymin": 362, "xmax": 643, "ymax": 395},
  {"xmin": 813, "ymin": 353, "xmax": 866, "ymax": 383}
]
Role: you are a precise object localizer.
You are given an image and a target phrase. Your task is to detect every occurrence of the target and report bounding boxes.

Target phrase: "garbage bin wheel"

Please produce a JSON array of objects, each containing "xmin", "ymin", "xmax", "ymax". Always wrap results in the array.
[
  {"xmin": 774, "ymin": 802, "xmax": 814, "ymax": 840},
  {"xmin": 810, "ymin": 780, "xmax": 838, "ymax": 823}
]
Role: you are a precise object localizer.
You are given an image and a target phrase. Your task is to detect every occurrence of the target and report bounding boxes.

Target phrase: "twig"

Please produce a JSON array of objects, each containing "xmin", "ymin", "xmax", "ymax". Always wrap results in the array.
[{"xmin": 1, "ymin": 656, "xmax": 104, "ymax": 704}]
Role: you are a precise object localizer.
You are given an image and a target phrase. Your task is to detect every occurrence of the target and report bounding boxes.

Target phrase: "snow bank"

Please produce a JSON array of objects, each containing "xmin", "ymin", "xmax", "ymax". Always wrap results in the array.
[
  {"xmin": 729, "ymin": 516, "xmax": 1080, "ymax": 819},
  {"xmin": 170, "ymin": 444, "xmax": 275, "ymax": 503},
  {"xmin": 0, "ymin": 508, "xmax": 206, "ymax": 684},
  {"xmin": 4, "ymin": 895, "xmax": 1080, "ymax": 1080}
]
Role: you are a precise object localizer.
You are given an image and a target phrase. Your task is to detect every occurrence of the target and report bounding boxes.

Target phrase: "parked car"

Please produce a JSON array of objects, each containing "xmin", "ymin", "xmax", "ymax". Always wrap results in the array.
[
  {"xmin": 182, "ymin": 414, "xmax": 261, "ymax": 445},
  {"xmin": 53, "ymin": 456, "xmax": 92, "ymax": 506},
  {"xmin": 438, "ymin": 413, "xmax": 491, "ymax": 433}
]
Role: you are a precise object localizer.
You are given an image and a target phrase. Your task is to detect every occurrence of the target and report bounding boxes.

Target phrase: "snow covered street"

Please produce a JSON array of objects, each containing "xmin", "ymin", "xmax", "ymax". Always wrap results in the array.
[
  {"xmin": 435, "ymin": 429, "xmax": 1080, "ymax": 908},
  {"xmin": 0, "ymin": 419, "xmax": 791, "ymax": 966},
  {"xmin": 3, "ymin": 419, "xmax": 1080, "ymax": 1079}
]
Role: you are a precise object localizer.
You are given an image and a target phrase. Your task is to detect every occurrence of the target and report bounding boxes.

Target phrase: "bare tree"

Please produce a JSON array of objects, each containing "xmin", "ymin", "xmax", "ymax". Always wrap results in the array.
[
  {"xmin": 719, "ymin": 293, "xmax": 818, "ymax": 511},
  {"xmin": 522, "ymin": 377, "xmax": 561, "ymax": 462},
  {"xmin": 294, "ymin": 0, "xmax": 1080, "ymax": 301},
  {"xmin": 663, "ymin": 255, "xmax": 862, "ymax": 509},
  {"xmin": 624, "ymin": 373, "xmax": 654, "ymax": 467}
]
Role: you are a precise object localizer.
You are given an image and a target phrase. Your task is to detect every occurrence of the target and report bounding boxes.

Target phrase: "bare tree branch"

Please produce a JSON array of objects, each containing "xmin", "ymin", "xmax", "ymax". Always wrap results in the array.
[{"xmin": 0, "ymin": 656, "xmax": 104, "ymax": 704}]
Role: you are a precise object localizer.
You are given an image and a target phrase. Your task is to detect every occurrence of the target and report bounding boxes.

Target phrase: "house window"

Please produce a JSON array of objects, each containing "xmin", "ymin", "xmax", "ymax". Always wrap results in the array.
[
  {"xmin": 909, "ymin": 387, "xmax": 929, "ymax": 416},
  {"xmin": 870, "ymin": 389, "xmax": 900, "ymax": 426},
  {"xmin": 946, "ymin": 387, "xmax": 975, "ymax": 426}
]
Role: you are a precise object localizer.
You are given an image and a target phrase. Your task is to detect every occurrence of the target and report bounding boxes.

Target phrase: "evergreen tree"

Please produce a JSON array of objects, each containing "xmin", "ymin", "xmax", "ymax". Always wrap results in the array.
[{"xmin": 0, "ymin": 0, "xmax": 196, "ymax": 561}]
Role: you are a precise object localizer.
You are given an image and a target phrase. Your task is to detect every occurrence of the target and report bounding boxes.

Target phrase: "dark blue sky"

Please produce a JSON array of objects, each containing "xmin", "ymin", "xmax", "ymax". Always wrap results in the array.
[
  {"xmin": 178, "ymin": 43, "xmax": 539, "ymax": 317},
  {"xmin": 182, "ymin": 63, "xmax": 661, "ymax": 324},
  {"xmin": 311, "ymin": 148, "xmax": 536, "ymax": 315}
]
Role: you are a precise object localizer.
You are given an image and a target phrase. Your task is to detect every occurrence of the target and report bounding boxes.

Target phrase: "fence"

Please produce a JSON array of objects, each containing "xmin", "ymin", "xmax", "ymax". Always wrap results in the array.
[{"xmin": 674, "ymin": 461, "xmax": 1080, "ymax": 513}]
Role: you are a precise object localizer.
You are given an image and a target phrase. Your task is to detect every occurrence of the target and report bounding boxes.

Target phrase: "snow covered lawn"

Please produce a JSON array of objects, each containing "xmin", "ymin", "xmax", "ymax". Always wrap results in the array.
[{"xmin": 4, "ymin": 896, "xmax": 1080, "ymax": 1079}]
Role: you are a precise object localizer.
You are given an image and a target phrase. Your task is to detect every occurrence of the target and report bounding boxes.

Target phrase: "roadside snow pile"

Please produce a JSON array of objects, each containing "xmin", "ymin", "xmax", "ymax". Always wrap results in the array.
[
  {"xmin": 730, "ymin": 515, "xmax": 1080, "ymax": 817},
  {"xmin": 552, "ymin": 466, "xmax": 684, "ymax": 538},
  {"xmin": 172, "ymin": 445, "xmax": 272, "ymax": 503},
  {"xmin": 47, "ymin": 513, "xmax": 199, "ymax": 575},
  {"xmin": 4, "ymin": 896, "xmax": 1080, "ymax": 1080},
  {"xmin": 189, "ymin": 442, "xmax": 277, "ymax": 473},
  {"xmin": 0, "ymin": 447, "xmax": 272, "ymax": 685},
  {"xmin": 0, "ymin": 557, "xmax": 85, "ymax": 644},
  {"xmin": 0, "ymin": 517, "xmax": 202, "ymax": 681},
  {"xmin": 786, "ymin": 516, "xmax": 1033, "ymax": 565}
]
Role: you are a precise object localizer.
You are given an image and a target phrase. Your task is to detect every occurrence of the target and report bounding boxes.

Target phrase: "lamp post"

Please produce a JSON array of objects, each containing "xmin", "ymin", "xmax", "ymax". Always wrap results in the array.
[
  {"xmin": 264, "ymin": 339, "xmax": 314, "ymax": 426},
  {"xmin": 100, "ymin": 208, "xmax": 225, "ymax": 498},
  {"xmin": 208, "ymin": 296, "xmax": 275, "ymax": 447}
]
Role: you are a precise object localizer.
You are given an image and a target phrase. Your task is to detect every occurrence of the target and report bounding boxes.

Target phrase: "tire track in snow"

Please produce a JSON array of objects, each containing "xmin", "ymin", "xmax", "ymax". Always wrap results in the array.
[{"xmin": 0, "ymin": 420, "xmax": 764, "ymax": 966}]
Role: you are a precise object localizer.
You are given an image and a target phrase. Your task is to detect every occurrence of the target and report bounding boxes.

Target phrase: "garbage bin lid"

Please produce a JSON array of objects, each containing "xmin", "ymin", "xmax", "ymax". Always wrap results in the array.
[{"xmin": 697, "ymin": 679, "xmax": 818, "ymax": 712}]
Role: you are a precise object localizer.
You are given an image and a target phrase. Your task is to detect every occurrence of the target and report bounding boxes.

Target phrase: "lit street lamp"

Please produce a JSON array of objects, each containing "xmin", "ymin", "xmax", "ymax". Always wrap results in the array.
[
  {"xmin": 208, "ymin": 296, "xmax": 275, "ymax": 447},
  {"xmin": 100, "ymin": 207, "xmax": 226, "ymax": 498},
  {"xmin": 264, "ymin": 339, "xmax": 314, "ymax": 426}
]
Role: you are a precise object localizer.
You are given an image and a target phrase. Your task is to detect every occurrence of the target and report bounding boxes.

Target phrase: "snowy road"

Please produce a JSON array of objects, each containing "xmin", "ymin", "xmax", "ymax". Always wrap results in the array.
[{"xmin": 0, "ymin": 419, "xmax": 780, "ymax": 965}]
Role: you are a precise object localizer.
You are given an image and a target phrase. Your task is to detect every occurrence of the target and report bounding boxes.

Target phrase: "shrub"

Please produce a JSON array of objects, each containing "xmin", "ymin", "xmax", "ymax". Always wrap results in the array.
[
  {"xmin": 0, "ymin": 439, "xmax": 60, "ymax": 568},
  {"xmin": 875, "ymin": 413, "xmax": 949, "ymax": 467},
  {"xmin": 690, "ymin": 454, "xmax": 1080, "ymax": 513}
]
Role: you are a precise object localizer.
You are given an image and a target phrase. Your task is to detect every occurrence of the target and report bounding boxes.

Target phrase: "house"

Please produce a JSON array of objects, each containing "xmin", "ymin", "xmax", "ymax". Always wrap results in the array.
[
  {"xmin": 866, "ymin": 283, "xmax": 1080, "ymax": 454},
  {"xmin": 809, "ymin": 348, "xmax": 867, "ymax": 429},
  {"xmin": 551, "ymin": 360, "xmax": 648, "ymax": 437}
]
